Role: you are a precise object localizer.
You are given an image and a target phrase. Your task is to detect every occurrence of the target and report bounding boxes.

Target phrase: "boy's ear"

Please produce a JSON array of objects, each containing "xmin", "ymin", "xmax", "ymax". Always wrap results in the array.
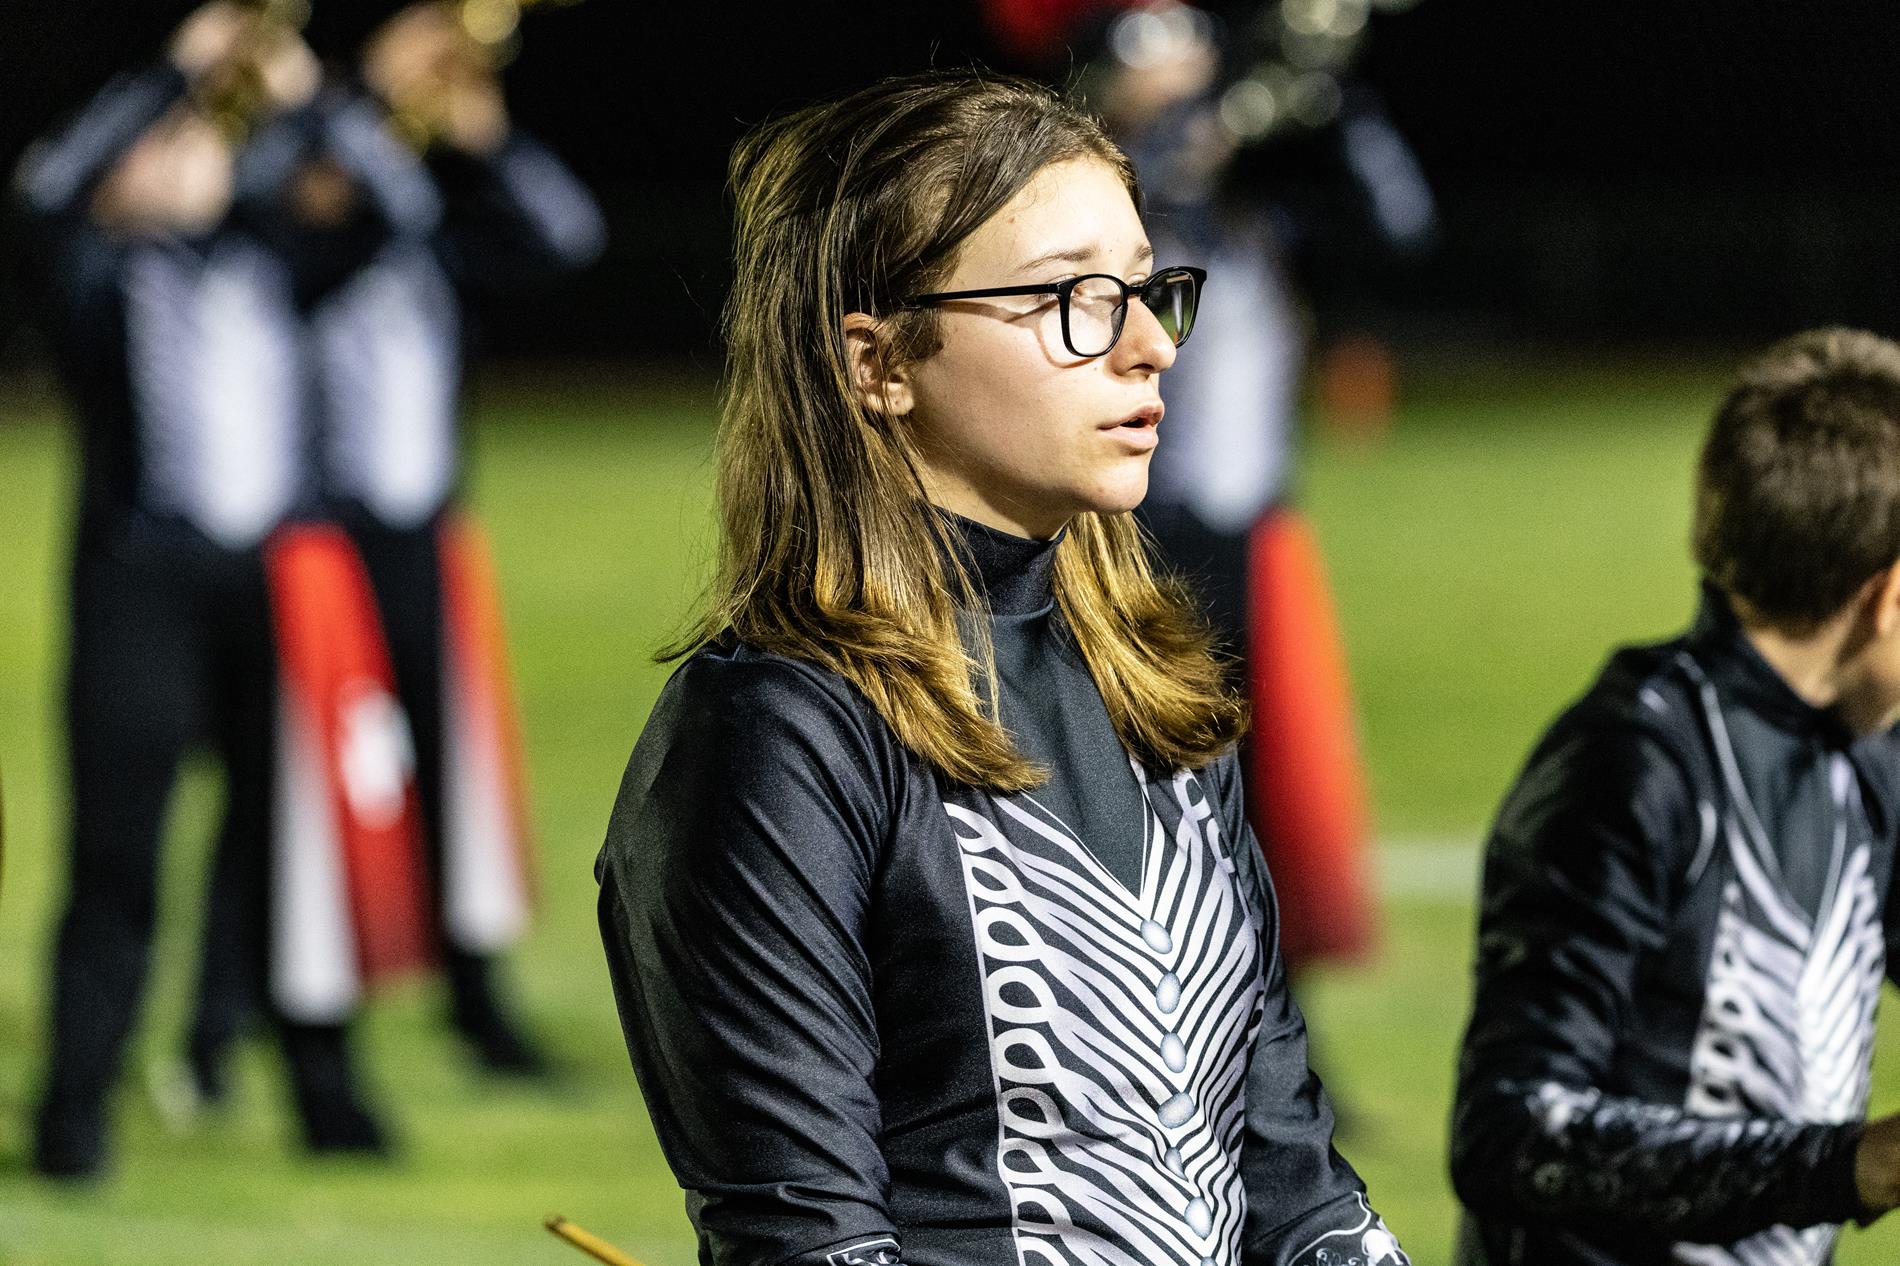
[
  {"xmin": 1872, "ymin": 562, "xmax": 1900, "ymax": 638},
  {"xmin": 842, "ymin": 313, "xmax": 915, "ymax": 417}
]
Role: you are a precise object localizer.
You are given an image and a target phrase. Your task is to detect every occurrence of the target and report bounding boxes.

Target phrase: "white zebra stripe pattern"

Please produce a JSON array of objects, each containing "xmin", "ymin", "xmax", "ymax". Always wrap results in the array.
[
  {"xmin": 1675, "ymin": 686, "xmax": 1886, "ymax": 1266},
  {"xmin": 947, "ymin": 765, "xmax": 1263, "ymax": 1266}
]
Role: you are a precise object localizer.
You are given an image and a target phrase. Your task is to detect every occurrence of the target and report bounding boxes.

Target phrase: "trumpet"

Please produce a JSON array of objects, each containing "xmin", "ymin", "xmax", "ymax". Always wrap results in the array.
[
  {"xmin": 380, "ymin": 0, "xmax": 584, "ymax": 149},
  {"xmin": 456, "ymin": 0, "xmax": 583, "ymax": 56},
  {"xmin": 194, "ymin": 0, "xmax": 316, "ymax": 141}
]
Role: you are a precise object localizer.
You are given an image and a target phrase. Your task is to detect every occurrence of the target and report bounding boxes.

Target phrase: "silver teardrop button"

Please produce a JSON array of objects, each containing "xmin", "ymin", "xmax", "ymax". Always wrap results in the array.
[
  {"xmin": 1140, "ymin": 919, "xmax": 1173, "ymax": 953},
  {"xmin": 1156, "ymin": 972, "xmax": 1182, "ymax": 1013},
  {"xmin": 1185, "ymin": 1198, "xmax": 1212, "ymax": 1237},
  {"xmin": 1161, "ymin": 1033, "xmax": 1187, "ymax": 1072},
  {"xmin": 1158, "ymin": 1092, "xmax": 1195, "ymax": 1127},
  {"xmin": 1163, "ymin": 1146, "xmax": 1184, "ymax": 1174}
]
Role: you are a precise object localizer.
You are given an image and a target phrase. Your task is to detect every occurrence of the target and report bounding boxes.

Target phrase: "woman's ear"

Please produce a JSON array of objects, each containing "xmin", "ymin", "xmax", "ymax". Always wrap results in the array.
[
  {"xmin": 842, "ymin": 313, "xmax": 915, "ymax": 417},
  {"xmin": 1873, "ymin": 562, "xmax": 1900, "ymax": 638}
]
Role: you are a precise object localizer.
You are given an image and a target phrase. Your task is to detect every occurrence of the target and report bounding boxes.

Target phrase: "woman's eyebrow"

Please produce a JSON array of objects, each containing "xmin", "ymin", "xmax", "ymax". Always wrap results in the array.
[{"xmin": 1013, "ymin": 241, "xmax": 1155, "ymax": 277}]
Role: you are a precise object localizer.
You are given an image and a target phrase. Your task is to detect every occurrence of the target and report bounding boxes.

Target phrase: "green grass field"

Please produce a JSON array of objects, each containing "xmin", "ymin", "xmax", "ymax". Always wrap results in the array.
[{"xmin": 4, "ymin": 360, "xmax": 1900, "ymax": 1265}]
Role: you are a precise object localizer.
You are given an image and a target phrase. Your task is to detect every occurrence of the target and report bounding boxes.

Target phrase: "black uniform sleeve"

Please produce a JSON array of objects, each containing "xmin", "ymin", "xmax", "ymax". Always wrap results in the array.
[
  {"xmin": 1205, "ymin": 756, "xmax": 1412, "ymax": 1266},
  {"xmin": 596, "ymin": 649, "xmax": 905, "ymax": 1266},
  {"xmin": 13, "ymin": 64, "xmax": 189, "ymax": 222},
  {"xmin": 1450, "ymin": 720, "xmax": 1866, "ymax": 1242},
  {"xmin": 231, "ymin": 91, "xmax": 443, "ymax": 240},
  {"xmin": 429, "ymin": 129, "xmax": 605, "ymax": 294}
]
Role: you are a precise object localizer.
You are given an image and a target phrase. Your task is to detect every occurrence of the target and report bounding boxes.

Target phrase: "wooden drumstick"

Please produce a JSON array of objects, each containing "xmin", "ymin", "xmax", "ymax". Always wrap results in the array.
[{"xmin": 544, "ymin": 1215, "xmax": 646, "ymax": 1266}]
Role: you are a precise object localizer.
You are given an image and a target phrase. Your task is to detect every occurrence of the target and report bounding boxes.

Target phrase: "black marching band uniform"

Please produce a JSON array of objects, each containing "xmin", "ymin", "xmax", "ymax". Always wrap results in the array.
[
  {"xmin": 599, "ymin": 517, "xmax": 1410, "ymax": 1266},
  {"xmin": 1451, "ymin": 586, "xmax": 1900, "ymax": 1266},
  {"xmin": 15, "ymin": 58, "xmax": 429, "ymax": 1171},
  {"xmin": 187, "ymin": 76, "xmax": 606, "ymax": 1081},
  {"xmin": 23, "ymin": 42, "xmax": 603, "ymax": 1171}
]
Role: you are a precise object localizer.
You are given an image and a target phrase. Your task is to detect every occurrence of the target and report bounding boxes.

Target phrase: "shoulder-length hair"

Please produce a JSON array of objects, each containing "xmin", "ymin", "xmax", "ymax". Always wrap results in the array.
[{"xmin": 667, "ymin": 69, "xmax": 1246, "ymax": 791}]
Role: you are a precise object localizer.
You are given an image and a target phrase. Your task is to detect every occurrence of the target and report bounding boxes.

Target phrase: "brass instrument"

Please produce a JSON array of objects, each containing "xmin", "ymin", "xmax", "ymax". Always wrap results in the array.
[
  {"xmin": 196, "ymin": 0, "xmax": 314, "ymax": 141},
  {"xmin": 385, "ymin": 0, "xmax": 584, "ymax": 149},
  {"xmin": 457, "ymin": 0, "xmax": 583, "ymax": 56}
]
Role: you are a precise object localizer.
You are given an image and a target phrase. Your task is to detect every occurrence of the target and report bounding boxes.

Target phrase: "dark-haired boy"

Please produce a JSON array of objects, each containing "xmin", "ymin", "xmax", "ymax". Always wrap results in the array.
[{"xmin": 1451, "ymin": 328, "xmax": 1900, "ymax": 1266}]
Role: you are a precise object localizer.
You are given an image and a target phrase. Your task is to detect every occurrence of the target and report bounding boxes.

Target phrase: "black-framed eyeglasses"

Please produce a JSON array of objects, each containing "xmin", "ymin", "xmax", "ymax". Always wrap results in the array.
[{"xmin": 904, "ymin": 265, "xmax": 1206, "ymax": 360}]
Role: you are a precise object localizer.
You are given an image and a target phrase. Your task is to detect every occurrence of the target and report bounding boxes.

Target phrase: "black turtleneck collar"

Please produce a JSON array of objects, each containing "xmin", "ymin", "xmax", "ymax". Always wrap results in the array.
[
  {"xmin": 941, "ymin": 512, "xmax": 1062, "ymax": 619},
  {"xmin": 1687, "ymin": 580, "xmax": 1855, "ymax": 746}
]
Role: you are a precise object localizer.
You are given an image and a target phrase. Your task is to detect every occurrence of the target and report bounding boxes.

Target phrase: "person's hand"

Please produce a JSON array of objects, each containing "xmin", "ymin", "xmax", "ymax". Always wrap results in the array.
[
  {"xmin": 91, "ymin": 109, "xmax": 235, "ymax": 235},
  {"xmin": 173, "ymin": 2, "xmax": 319, "ymax": 122},
  {"xmin": 169, "ymin": 1, "xmax": 254, "ymax": 80},
  {"xmin": 362, "ymin": 2, "xmax": 464, "ymax": 102},
  {"xmin": 433, "ymin": 71, "xmax": 507, "ymax": 154},
  {"xmin": 254, "ymin": 22, "xmax": 321, "ymax": 114},
  {"xmin": 364, "ymin": 2, "xmax": 509, "ymax": 154},
  {"xmin": 1855, "ymin": 1112, "xmax": 1900, "ymax": 1217}
]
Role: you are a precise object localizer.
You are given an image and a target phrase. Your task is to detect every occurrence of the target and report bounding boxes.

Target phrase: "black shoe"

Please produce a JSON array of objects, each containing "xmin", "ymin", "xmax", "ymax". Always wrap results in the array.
[
  {"xmin": 300, "ymin": 1093, "xmax": 391, "ymax": 1157},
  {"xmin": 281, "ymin": 1021, "xmax": 393, "ymax": 1159},
  {"xmin": 186, "ymin": 1037, "xmax": 231, "ymax": 1107},
  {"xmin": 455, "ymin": 1009, "xmax": 551, "ymax": 1078},
  {"xmin": 33, "ymin": 1102, "xmax": 107, "ymax": 1181},
  {"xmin": 446, "ymin": 954, "xmax": 552, "ymax": 1078}
]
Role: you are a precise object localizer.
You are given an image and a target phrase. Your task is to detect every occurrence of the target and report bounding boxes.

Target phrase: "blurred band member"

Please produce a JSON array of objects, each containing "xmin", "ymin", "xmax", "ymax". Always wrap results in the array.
[
  {"xmin": 1451, "ymin": 331, "xmax": 1900, "ymax": 1265},
  {"xmin": 188, "ymin": 0, "xmax": 605, "ymax": 1084},
  {"xmin": 15, "ymin": 1, "xmax": 417, "ymax": 1177},
  {"xmin": 985, "ymin": 0, "xmax": 1435, "ymax": 985}
]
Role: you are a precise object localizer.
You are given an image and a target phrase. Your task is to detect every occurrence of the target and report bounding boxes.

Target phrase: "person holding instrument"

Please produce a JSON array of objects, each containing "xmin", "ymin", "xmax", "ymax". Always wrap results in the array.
[
  {"xmin": 183, "ymin": 0, "xmax": 604, "ymax": 1093},
  {"xmin": 597, "ymin": 71, "xmax": 1410, "ymax": 1266},
  {"xmin": 16, "ymin": 0, "xmax": 412, "ymax": 1177}
]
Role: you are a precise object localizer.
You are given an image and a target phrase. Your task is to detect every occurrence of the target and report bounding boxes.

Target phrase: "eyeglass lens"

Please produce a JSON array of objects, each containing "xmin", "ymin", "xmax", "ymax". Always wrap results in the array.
[{"xmin": 1065, "ymin": 271, "xmax": 1199, "ymax": 357}]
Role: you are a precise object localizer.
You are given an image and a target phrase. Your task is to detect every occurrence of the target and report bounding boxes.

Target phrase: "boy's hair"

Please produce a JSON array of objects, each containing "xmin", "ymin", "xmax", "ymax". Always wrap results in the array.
[
  {"xmin": 1694, "ymin": 327, "xmax": 1900, "ymax": 626},
  {"xmin": 666, "ymin": 70, "xmax": 1245, "ymax": 790}
]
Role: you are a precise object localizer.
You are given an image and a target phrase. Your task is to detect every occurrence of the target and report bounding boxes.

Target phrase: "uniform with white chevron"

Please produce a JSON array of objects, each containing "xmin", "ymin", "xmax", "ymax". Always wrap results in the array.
[{"xmin": 948, "ymin": 764, "xmax": 1267, "ymax": 1266}]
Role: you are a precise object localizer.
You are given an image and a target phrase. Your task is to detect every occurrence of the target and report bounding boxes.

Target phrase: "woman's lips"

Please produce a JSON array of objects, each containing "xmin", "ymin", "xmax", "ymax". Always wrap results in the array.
[{"xmin": 1106, "ymin": 404, "xmax": 1162, "ymax": 450}]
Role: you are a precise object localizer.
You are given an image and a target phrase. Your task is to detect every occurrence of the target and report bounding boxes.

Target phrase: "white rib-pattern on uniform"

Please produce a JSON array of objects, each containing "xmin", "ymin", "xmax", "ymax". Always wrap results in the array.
[
  {"xmin": 1673, "ymin": 684, "xmax": 1886, "ymax": 1266},
  {"xmin": 946, "ymin": 764, "xmax": 1264, "ymax": 1266},
  {"xmin": 313, "ymin": 241, "xmax": 461, "ymax": 529},
  {"xmin": 124, "ymin": 239, "xmax": 304, "ymax": 548}
]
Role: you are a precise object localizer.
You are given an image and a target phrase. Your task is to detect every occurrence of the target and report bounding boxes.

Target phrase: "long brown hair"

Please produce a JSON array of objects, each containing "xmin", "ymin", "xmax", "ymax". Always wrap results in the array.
[{"xmin": 668, "ymin": 70, "xmax": 1245, "ymax": 790}]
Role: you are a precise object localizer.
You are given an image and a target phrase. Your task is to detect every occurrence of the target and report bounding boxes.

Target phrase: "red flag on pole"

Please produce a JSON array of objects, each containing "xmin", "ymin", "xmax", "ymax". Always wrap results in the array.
[
  {"xmin": 1244, "ymin": 507, "xmax": 1378, "ymax": 967},
  {"xmin": 266, "ymin": 523, "xmax": 433, "ymax": 1023},
  {"xmin": 437, "ymin": 511, "xmax": 536, "ymax": 954}
]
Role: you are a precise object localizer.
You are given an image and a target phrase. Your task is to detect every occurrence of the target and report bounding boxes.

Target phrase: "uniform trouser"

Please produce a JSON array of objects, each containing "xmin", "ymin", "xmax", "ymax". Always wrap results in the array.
[
  {"xmin": 37, "ymin": 520, "xmax": 354, "ymax": 1138},
  {"xmin": 349, "ymin": 512, "xmax": 506, "ymax": 1024},
  {"xmin": 1138, "ymin": 500, "xmax": 1252, "ymax": 656},
  {"xmin": 189, "ymin": 509, "xmax": 504, "ymax": 1054},
  {"xmin": 1137, "ymin": 498, "xmax": 1375, "ymax": 971}
]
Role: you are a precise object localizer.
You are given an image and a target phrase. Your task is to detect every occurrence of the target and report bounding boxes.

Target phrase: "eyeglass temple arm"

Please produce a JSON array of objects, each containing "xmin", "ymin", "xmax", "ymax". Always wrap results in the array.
[{"xmin": 904, "ymin": 282, "xmax": 1062, "ymax": 305}]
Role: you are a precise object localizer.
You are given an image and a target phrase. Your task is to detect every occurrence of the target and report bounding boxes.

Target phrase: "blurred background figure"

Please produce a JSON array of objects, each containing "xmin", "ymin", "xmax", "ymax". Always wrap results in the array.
[
  {"xmin": 12, "ymin": 0, "xmax": 403, "ymax": 1178},
  {"xmin": 185, "ymin": 0, "xmax": 605, "ymax": 1099},
  {"xmin": 983, "ymin": 0, "xmax": 1434, "ymax": 1016}
]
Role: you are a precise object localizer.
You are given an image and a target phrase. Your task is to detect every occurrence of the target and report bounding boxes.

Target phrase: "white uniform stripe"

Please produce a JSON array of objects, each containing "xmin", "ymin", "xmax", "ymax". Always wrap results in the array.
[{"xmin": 951, "ymin": 762, "xmax": 1262, "ymax": 1266}]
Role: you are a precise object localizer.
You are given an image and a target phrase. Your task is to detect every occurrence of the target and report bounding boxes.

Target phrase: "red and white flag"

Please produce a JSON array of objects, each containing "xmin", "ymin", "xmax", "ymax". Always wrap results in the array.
[
  {"xmin": 1245, "ymin": 507, "xmax": 1378, "ymax": 968},
  {"xmin": 266, "ymin": 523, "xmax": 433, "ymax": 1023},
  {"xmin": 437, "ymin": 512, "xmax": 536, "ymax": 955}
]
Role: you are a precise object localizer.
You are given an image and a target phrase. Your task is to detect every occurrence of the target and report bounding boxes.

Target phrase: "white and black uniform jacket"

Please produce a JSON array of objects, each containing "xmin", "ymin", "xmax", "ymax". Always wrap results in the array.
[
  {"xmin": 1452, "ymin": 585, "xmax": 1900, "ymax": 1266},
  {"xmin": 598, "ymin": 516, "xmax": 1410, "ymax": 1266}
]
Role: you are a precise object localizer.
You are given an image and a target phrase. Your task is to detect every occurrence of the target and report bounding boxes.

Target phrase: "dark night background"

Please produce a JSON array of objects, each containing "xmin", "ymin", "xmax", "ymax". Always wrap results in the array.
[{"xmin": 4, "ymin": 0, "xmax": 1900, "ymax": 373}]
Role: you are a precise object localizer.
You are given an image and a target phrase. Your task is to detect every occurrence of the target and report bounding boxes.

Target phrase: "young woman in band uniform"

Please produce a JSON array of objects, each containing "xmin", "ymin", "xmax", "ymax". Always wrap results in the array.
[{"xmin": 597, "ymin": 72, "xmax": 1410, "ymax": 1266}]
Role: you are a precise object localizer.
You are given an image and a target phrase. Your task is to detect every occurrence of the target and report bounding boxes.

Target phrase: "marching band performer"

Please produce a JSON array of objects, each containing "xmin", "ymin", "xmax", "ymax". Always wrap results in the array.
[
  {"xmin": 598, "ymin": 70, "xmax": 1411, "ymax": 1266},
  {"xmin": 17, "ymin": 0, "xmax": 417, "ymax": 1176},
  {"xmin": 185, "ymin": 0, "xmax": 605, "ymax": 1090},
  {"xmin": 982, "ymin": 0, "xmax": 1437, "ymax": 1002}
]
